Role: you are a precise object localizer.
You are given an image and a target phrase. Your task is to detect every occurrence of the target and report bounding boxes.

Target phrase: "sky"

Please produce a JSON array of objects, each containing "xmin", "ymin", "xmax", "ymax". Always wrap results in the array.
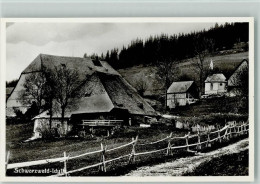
[{"xmin": 6, "ymin": 22, "xmax": 221, "ymax": 81}]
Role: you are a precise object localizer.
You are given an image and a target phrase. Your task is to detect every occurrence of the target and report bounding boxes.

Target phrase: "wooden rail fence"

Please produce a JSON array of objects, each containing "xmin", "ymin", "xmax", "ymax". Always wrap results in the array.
[{"xmin": 6, "ymin": 121, "xmax": 249, "ymax": 177}]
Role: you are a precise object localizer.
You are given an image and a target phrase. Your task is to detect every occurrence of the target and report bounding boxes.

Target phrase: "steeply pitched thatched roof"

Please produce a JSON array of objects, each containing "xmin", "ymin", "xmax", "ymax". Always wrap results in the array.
[
  {"xmin": 7, "ymin": 54, "xmax": 157, "ymax": 118},
  {"xmin": 205, "ymin": 73, "xmax": 226, "ymax": 83},
  {"xmin": 228, "ymin": 59, "xmax": 248, "ymax": 87},
  {"xmin": 167, "ymin": 81, "xmax": 194, "ymax": 94},
  {"xmin": 22, "ymin": 54, "xmax": 120, "ymax": 78},
  {"xmin": 6, "ymin": 74, "xmax": 30, "ymax": 116},
  {"xmin": 98, "ymin": 73, "xmax": 156, "ymax": 115},
  {"xmin": 34, "ymin": 72, "xmax": 157, "ymax": 119}
]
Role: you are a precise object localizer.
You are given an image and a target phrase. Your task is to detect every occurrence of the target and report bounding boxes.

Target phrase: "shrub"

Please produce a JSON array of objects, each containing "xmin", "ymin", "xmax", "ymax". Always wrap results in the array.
[{"xmin": 39, "ymin": 128, "xmax": 55, "ymax": 141}]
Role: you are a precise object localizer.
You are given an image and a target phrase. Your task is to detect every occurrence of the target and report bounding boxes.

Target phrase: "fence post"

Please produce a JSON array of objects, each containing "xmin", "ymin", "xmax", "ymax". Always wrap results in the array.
[
  {"xmin": 241, "ymin": 122, "xmax": 244, "ymax": 135},
  {"xmin": 5, "ymin": 151, "xmax": 10, "ymax": 174},
  {"xmin": 63, "ymin": 152, "xmax": 68, "ymax": 177},
  {"xmin": 244, "ymin": 121, "xmax": 247, "ymax": 134},
  {"xmin": 238, "ymin": 122, "xmax": 240, "ymax": 135},
  {"xmin": 217, "ymin": 127, "xmax": 222, "ymax": 143},
  {"xmin": 242, "ymin": 121, "xmax": 246, "ymax": 135},
  {"xmin": 243, "ymin": 121, "xmax": 246, "ymax": 134},
  {"xmin": 129, "ymin": 136, "xmax": 138, "ymax": 164},
  {"xmin": 226, "ymin": 124, "xmax": 230, "ymax": 140},
  {"xmin": 206, "ymin": 127, "xmax": 211, "ymax": 148},
  {"xmin": 100, "ymin": 143, "xmax": 107, "ymax": 172},
  {"xmin": 245, "ymin": 121, "xmax": 248, "ymax": 134},
  {"xmin": 237, "ymin": 123, "xmax": 240, "ymax": 135},
  {"xmin": 185, "ymin": 132, "xmax": 190, "ymax": 151},
  {"xmin": 241, "ymin": 122, "xmax": 244, "ymax": 134},
  {"xmin": 247, "ymin": 122, "xmax": 249, "ymax": 134},
  {"xmin": 166, "ymin": 132, "xmax": 173, "ymax": 156},
  {"xmin": 233, "ymin": 121, "xmax": 237, "ymax": 137},
  {"xmin": 223, "ymin": 124, "xmax": 227, "ymax": 140},
  {"xmin": 197, "ymin": 127, "xmax": 201, "ymax": 151},
  {"xmin": 231, "ymin": 123, "xmax": 234, "ymax": 138}
]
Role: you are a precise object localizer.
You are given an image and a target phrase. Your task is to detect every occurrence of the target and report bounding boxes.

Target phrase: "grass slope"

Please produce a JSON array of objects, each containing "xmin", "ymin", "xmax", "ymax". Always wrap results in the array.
[
  {"xmin": 6, "ymin": 124, "xmax": 182, "ymax": 164},
  {"xmin": 184, "ymin": 150, "xmax": 248, "ymax": 176},
  {"xmin": 6, "ymin": 122, "xmax": 249, "ymax": 176},
  {"xmin": 169, "ymin": 96, "xmax": 248, "ymax": 116},
  {"xmin": 118, "ymin": 52, "xmax": 248, "ymax": 96}
]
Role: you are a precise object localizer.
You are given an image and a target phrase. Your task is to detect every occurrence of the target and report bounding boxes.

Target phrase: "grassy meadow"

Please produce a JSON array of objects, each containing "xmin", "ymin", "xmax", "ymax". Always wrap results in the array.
[
  {"xmin": 6, "ymin": 52, "xmax": 249, "ymax": 176},
  {"xmin": 118, "ymin": 52, "xmax": 249, "ymax": 95}
]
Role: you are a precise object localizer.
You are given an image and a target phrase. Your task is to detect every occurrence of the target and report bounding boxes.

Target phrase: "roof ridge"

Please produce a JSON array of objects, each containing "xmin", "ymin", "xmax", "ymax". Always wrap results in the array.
[
  {"xmin": 172, "ymin": 81, "xmax": 194, "ymax": 83},
  {"xmin": 39, "ymin": 53, "xmax": 91, "ymax": 60}
]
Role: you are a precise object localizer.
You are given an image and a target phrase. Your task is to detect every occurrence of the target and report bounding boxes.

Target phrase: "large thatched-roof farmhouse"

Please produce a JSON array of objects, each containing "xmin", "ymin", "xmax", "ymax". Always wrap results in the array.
[{"xmin": 6, "ymin": 54, "xmax": 157, "ymax": 137}]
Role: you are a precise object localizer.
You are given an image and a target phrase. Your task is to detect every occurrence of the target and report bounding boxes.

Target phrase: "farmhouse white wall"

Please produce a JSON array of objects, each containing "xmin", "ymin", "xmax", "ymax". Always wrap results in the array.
[
  {"xmin": 205, "ymin": 82, "xmax": 227, "ymax": 94},
  {"xmin": 33, "ymin": 118, "xmax": 72, "ymax": 138},
  {"xmin": 167, "ymin": 93, "xmax": 187, "ymax": 108}
]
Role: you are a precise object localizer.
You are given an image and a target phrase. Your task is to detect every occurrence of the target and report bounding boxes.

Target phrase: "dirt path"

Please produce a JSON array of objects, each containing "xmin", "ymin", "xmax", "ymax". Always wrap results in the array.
[{"xmin": 125, "ymin": 138, "xmax": 249, "ymax": 176}]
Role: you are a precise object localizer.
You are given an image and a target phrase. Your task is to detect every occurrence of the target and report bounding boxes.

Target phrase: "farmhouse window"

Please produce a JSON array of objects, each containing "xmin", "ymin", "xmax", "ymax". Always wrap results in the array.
[
  {"xmin": 85, "ymin": 91, "xmax": 92, "ymax": 97},
  {"xmin": 92, "ymin": 57, "xmax": 102, "ymax": 66},
  {"xmin": 220, "ymin": 83, "xmax": 223, "ymax": 86},
  {"xmin": 210, "ymin": 83, "xmax": 213, "ymax": 90}
]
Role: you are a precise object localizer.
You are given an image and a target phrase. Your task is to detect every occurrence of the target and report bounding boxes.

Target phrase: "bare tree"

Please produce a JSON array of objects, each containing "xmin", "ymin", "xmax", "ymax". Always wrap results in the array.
[
  {"xmin": 156, "ymin": 57, "xmax": 175, "ymax": 110},
  {"xmin": 135, "ymin": 75, "xmax": 148, "ymax": 97},
  {"xmin": 193, "ymin": 36, "xmax": 215, "ymax": 97},
  {"xmin": 19, "ymin": 67, "xmax": 57, "ymax": 128},
  {"xmin": 51, "ymin": 64, "xmax": 85, "ymax": 124},
  {"xmin": 19, "ymin": 64, "xmax": 84, "ymax": 129},
  {"xmin": 43, "ymin": 67, "xmax": 59, "ymax": 129},
  {"xmin": 19, "ymin": 71, "xmax": 47, "ymax": 114}
]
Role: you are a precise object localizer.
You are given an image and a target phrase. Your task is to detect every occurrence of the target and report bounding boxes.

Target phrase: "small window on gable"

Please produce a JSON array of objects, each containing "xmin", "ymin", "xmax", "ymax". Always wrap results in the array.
[
  {"xmin": 85, "ymin": 91, "xmax": 92, "ymax": 97},
  {"xmin": 138, "ymin": 103, "xmax": 144, "ymax": 109},
  {"xmin": 92, "ymin": 57, "xmax": 102, "ymax": 67},
  {"xmin": 115, "ymin": 102, "xmax": 123, "ymax": 107}
]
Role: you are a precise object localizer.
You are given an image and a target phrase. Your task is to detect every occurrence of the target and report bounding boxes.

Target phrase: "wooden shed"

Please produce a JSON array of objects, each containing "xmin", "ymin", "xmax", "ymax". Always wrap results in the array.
[{"xmin": 167, "ymin": 81, "xmax": 199, "ymax": 109}]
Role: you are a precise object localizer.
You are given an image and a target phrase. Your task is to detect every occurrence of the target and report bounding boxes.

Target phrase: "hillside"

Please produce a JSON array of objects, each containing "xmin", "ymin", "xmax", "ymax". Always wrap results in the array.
[
  {"xmin": 102, "ymin": 23, "xmax": 249, "ymax": 69},
  {"xmin": 118, "ymin": 52, "xmax": 248, "ymax": 96}
]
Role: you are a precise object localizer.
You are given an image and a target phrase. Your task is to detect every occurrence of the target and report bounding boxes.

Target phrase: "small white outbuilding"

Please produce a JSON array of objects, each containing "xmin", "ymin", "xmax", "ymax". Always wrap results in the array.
[{"xmin": 204, "ymin": 73, "xmax": 227, "ymax": 95}]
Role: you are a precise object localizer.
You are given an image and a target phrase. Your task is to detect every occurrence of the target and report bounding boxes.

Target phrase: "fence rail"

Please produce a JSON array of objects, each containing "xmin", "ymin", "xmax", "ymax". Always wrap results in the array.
[
  {"xmin": 6, "ymin": 121, "xmax": 249, "ymax": 176},
  {"xmin": 7, "ymin": 156, "xmax": 68, "ymax": 170},
  {"xmin": 81, "ymin": 119, "xmax": 123, "ymax": 127}
]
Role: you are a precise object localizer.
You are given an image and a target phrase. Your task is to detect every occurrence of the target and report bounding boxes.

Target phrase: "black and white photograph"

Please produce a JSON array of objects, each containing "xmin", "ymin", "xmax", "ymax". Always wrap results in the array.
[{"xmin": 0, "ymin": 18, "xmax": 254, "ymax": 182}]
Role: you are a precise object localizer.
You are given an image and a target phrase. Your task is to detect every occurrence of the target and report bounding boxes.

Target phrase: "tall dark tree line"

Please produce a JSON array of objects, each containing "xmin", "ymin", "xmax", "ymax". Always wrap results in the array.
[{"xmin": 100, "ymin": 22, "xmax": 248, "ymax": 69}]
